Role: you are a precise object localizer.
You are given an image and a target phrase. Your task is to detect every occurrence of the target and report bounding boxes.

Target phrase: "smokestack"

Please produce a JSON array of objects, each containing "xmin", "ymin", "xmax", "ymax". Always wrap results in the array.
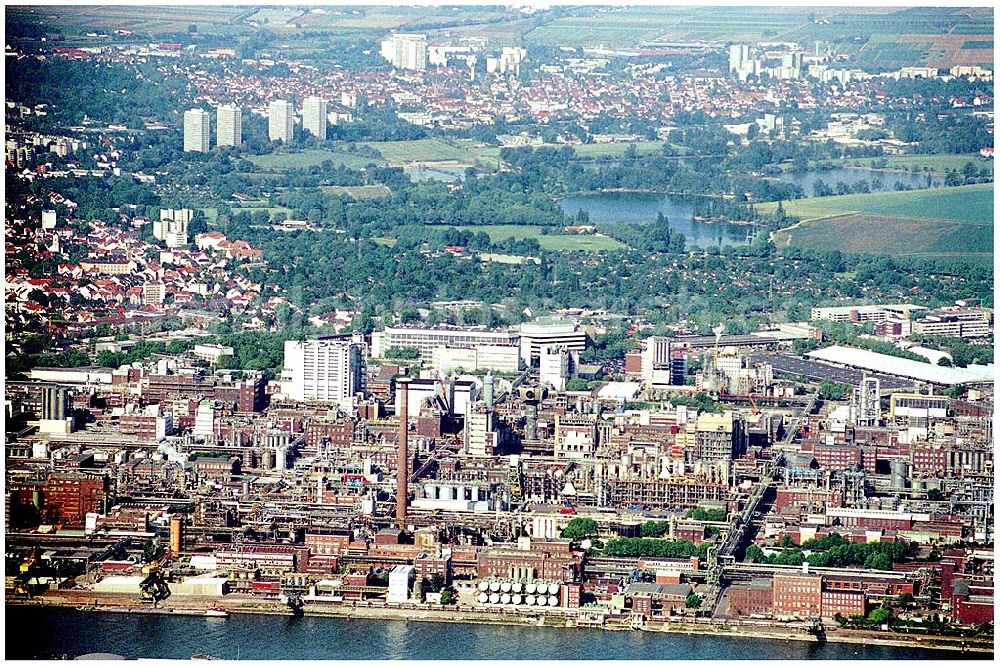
[{"xmin": 397, "ymin": 379, "xmax": 410, "ymax": 529}]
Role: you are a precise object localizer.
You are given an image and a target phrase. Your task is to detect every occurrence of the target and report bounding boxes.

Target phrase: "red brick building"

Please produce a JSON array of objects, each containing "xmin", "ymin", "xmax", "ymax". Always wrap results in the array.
[
  {"xmin": 43, "ymin": 472, "xmax": 106, "ymax": 526},
  {"xmin": 772, "ymin": 574, "xmax": 822, "ymax": 619},
  {"xmin": 728, "ymin": 578, "xmax": 773, "ymax": 616}
]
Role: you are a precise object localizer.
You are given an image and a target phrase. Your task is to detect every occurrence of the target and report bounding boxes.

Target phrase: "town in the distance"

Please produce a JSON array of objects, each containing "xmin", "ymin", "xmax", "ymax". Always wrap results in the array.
[{"xmin": 3, "ymin": 4, "xmax": 995, "ymax": 659}]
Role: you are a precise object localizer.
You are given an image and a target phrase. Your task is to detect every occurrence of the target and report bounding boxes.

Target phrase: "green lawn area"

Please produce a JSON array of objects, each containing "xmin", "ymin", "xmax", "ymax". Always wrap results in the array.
[
  {"xmin": 759, "ymin": 183, "xmax": 993, "ymax": 224},
  {"xmin": 321, "ymin": 185, "xmax": 391, "ymax": 200},
  {"xmin": 455, "ymin": 225, "xmax": 626, "ymax": 251},
  {"xmin": 772, "ymin": 212, "xmax": 992, "ymax": 263},
  {"xmin": 841, "ymin": 154, "xmax": 993, "ymax": 175},
  {"xmin": 364, "ymin": 138, "xmax": 479, "ymax": 165},
  {"xmin": 248, "ymin": 149, "xmax": 382, "ymax": 171},
  {"xmin": 230, "ymin": 205, "xmax": 293, "ymax": 217},
  {"xmin": 198, "ymin": 208, "xmax": 218, "ymax": 222}
]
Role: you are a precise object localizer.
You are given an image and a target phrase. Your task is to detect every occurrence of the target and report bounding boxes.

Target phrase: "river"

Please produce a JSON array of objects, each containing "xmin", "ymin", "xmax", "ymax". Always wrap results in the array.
[{"xmin": 7, "ymin": 608, "xmax": 985, "ymax": 660}]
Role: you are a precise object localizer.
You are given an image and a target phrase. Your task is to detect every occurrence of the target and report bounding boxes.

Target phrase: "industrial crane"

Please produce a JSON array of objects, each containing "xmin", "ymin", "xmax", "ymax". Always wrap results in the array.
[{"xmin": 138, "ymin": 550, "xmax": 171, "ymax": 604}]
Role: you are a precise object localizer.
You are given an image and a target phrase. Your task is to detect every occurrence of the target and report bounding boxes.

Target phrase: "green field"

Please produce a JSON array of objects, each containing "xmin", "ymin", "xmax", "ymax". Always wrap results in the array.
[
  {"xmin": 230, "ymin": 205, "xmax": 293, "ymax": 217},
  {"xmin": 364, "ymin": 138, "xmax": 481, "ymax": 165},
  {"xmin": 759, "ymin": 184, "xmax": 993, "ymax": 224},
  {"xmin": 321, "ymin": 185, "xmax": 391, "ymax": 200},
  {"xmin": 772, "ymin": 212, "xmax": 992, "ymax": 263},
  {"xmin": 842, "ymin": 154, "xmax": 993, "ymax": 175},
  {"xmin": 248, "ymin": 149, "xmax": 382, "ymax": 171},
  {"xmin": 455, "ymin": 225, "xmax": 626, "ymax": 252}
]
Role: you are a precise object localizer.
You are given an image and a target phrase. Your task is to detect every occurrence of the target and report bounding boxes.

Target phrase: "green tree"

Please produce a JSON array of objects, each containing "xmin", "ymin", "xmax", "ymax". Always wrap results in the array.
[
  {"xmin": 641, "ymin": 521, "xmax": 670, "ymax": 538},
  {"xmin": 561, "ymin": 518, "xmax": 599, "ymax": 540},
  {"xmin": 685, "ymin": 593, "xmax": 701, "ymax": 608},
  {"xmin": 864, "ymin": 552, "xmax": 892, "ymax": 571},
  {"xmin": 869, "ymin": 606, "xmax": 891, "ymax": 624}
]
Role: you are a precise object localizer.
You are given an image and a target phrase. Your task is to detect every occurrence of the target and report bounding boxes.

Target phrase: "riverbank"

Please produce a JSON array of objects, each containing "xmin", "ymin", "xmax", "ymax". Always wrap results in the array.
[{"xmin": 10, "ymin": 592, "xmax": 992, "ymax": 656}]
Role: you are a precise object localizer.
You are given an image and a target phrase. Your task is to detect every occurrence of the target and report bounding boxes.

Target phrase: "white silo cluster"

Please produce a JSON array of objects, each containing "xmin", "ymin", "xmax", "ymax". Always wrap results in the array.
[{"xmin": 475, "ymin": 580, "xmax": 561, "ymax": 608}]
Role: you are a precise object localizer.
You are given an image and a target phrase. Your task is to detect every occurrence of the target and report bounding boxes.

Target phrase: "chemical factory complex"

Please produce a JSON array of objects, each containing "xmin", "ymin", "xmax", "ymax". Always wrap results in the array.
[
  {"xmin": 5, "ymin": 311, "xmax": 994, "ymax": 651},
  {"xmin": 3, "ymin": 4, "xmax": 995, "ymax": 656}
]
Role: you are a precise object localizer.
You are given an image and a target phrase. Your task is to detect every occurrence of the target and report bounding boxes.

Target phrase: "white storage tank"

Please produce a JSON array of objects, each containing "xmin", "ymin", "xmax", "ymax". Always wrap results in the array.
[
  {"xmin": 512, "ymin": 594, "xmax": 523, "ymax": 605},
  {"xmin": 489, "ymin": 593, "xmax": 500, "ymax": 604},
  {"xmin": 512, "ymin": 582, "xmax": 523, "ymax": 593},
  {"xmin": 500, "ymin": 593, "xmax": 511, "ymax": 604},
  {"xmin": 478, "ymin": 581, "xmax": 489, "ymax": 591},
  {"xmin": 547, "ymin": 595, "xmax": 559, "ymax": 606},
  {"xmin": 526, "ymin": 594, "xmax": 536, "ymax": 606},
  {"xmin": 526, "ymin": 583, "xmax": 536, "ymax": 594},
  {"xmin": 501, "ymin": 581, "xmax": 512, "ymax": 593},
  {"xmin": 536, "ymin": 596, "xmax": 548, "ymax": 606},
  {"xmin": 489, "ymin": 581, "xmax": 501, "ymax": 592},
  {"xmin": 477, "ymin": 592, "xmax": 489, "ymax": 603},
  {"xmin": 548, "ymin": 583, "xmax": 560, "ymax": 595}
]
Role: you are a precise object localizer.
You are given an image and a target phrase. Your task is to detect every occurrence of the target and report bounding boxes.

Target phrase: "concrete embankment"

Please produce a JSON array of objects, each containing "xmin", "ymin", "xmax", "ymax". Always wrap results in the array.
[{"xmin": 10, "ymin": 591, "xmax": 993, "ymax": 656}]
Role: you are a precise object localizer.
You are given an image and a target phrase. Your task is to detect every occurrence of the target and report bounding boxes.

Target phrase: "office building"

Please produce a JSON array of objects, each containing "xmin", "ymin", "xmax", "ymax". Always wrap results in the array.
[
  {"xmin": 431, "ymin": 344, "xmax": 522, "ymax": 374},
  {"xmin": 539, "ymin": 345, "xmax": 577, "ymax": 392},
  {"xmin": 216, "ymin": 105, "xmax": 242, "ymax": 147},
  {"xmin": 280, "ymin": 339, "xmax": 362, "ymax": 410},
  {"xmin": 183, "ymin": 108, "xmax": 210, "ymax": 152},
  {"xmin": 269, "ymin": 100, "xmax": 295, "ymax": 143},
  {"xmin": 519, "ymin": 320, "xmax": 587, "ymax": 365},
  {"xmin": 302, "ymin": 96, "xmax": 327, "ymax": 140},
  {"xmin": 380, "ymin": 33, "xmax": 427, "ymax": 71},
  {"xmin": 373, "ymin": 326, "xmax": 518, "ymax": 361}
]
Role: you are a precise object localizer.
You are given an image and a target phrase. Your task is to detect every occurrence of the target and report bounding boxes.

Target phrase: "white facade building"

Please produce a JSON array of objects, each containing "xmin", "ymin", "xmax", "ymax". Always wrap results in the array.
[
  {"xmin": 280, "ymin": 339, "xmax": 362, "ymax": 409},
  {"xmin": 183, "ymin": 108, "xmax": 210, "ymax": 152},
  {"xmin": 268, "ymin": 100, "xmax": 295, "ymax": 143},
  {"xmin": 216, "ymin": 105, "xmax": 242, "ymax": 147},
  {"xmin": 387, "ymin": 565, "xmax": 415, "ymax": 603},
  {"xmin": 519, "ymin": 320, "xmax": 587, "ymax": 364},
  {"xmin": 539, "ymin": 345, "xmax": 576, "ymax": 392},
  {"xmin": 431, "ymin": 344, "xmax": 521, "ymax": 374},
  {"xmin": 380, "ymin": 33, "xmax": 427, "ymax": 71},
  {"xmin": 302, "ymin": 96, "xmax": 327, "ymax": 140},
  {"xmin": 374, "ymin": 326, "xmax": 518, "ymax": 361}
]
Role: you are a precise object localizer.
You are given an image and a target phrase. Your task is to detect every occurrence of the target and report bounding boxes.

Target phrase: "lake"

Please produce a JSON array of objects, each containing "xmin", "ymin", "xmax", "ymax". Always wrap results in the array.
[
  {"xmin": 7, "ymin": 608, "xmax": 988, "ymax": 661},
  {"xmin": 558, "ymin": 192, "xmax": 750, "ymax": 248},
  {"xmin": 776, "ymin": 167, "xmax": 939, "ymax": 196}
]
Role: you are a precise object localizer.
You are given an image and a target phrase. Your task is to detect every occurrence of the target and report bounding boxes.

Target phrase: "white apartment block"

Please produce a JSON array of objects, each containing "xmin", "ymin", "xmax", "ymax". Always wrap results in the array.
[
  {"xmin": 269, "ymin": 100, "xmax": 295, "ymax": 143},
  {"xmin": 280, "ymin": 339, "xmax": 362, "ymax": 410},
  {"xmin": 154, "ymin": 209, "xmax": 192, "ymax": 248},
  {"xmin": 302, "ymin": 96, "xmax": 327, "ymax": 140},
  {"xmin": 142, "ymin": 283, "xmax": 166, "ymax": 306},
  {"xmin": 183, "ymin": 108, "xmax": 210, "ymax": 152},
  {"xmin": 216, "ymin": 105, "xmax": 242, "ymax": 147},
  {"xmin": 380, "ymin": 33, "xmax": 427, "ymax": 71}
]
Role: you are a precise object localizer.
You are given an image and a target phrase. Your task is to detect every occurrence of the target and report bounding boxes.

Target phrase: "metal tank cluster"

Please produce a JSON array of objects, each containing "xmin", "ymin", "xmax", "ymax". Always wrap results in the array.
[{"xmin": 474, "ymin": 579, "xmax": 562, "ymax": 607}]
